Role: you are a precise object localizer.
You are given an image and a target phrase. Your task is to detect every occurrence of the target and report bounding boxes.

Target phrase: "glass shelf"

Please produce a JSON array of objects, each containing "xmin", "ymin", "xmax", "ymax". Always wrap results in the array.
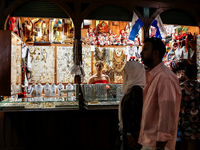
[
  {"xmin": 0, "ymin": 97, "xmax": 79, "ymax": 110},
  {"xmin": 81, "ymin": 84, "xmax": 122, "ymax": 107}
]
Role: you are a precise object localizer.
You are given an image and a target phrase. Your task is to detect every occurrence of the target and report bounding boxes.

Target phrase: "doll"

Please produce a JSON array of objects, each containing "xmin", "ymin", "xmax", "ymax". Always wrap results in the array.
[
  {"xmin": 87, "ymin": 27, "xmax": 94, "ymax": 38},
  {"xmin": 125, "ymin": 28, "xmax": 131, "ymax": 45},
  {"xmin": 91, "ymin": 36, "xmax": 97, "ymax": 45},
  {"xmin": 117, "ymin": 37, "xmax": 122, "ymax": 45},
  {"xmin": 110, "ymin": 36, "xmax": 114, "ymax": 45},
  {"xmin": 98, "ymin": 35, "xmax": 105, "ymax": 46},
  {"xmin": 105, "ymin": 36, "xmax": 110, "ymax": 45},
  {"xmin": 41, "ymin": 20, "xmax": 48, "ymax": 35},
  {"xmin": 119, "ymin": 29, "xmax": 126, "ymax": 45},
  {"xmin": 108, "ymin": 29, "xmax": 113, "ymax": 40}
]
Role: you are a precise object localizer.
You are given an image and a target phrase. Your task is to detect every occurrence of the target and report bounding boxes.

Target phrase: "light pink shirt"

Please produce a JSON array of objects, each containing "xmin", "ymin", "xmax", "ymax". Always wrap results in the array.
[{"xmin": 138, "ymin": 62, "xmax": 181, "ymax": 150}]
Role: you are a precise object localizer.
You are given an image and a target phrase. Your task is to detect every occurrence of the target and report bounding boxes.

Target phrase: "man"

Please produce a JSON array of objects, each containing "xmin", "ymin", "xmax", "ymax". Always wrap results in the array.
[{"xmin": 139, "ymin": 37, "xmax": 181, "ymax": 150}]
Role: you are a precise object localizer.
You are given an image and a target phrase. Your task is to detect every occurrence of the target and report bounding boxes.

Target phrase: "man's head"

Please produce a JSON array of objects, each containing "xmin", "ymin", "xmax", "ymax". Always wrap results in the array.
[{"xmin": 141, "ymin": 37, "xmax": 166, "ymax": 68}]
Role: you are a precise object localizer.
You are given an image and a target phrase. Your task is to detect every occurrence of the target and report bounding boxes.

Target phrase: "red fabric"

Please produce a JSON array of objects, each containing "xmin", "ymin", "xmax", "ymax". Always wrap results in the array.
[{"xmin": 92, "ymin": 80, "xmax": 107, "ymax": 84}]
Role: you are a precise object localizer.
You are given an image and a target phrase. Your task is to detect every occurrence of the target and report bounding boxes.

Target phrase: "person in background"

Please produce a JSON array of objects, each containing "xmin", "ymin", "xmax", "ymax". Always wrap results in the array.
[
  {"xmin": 179, "ymin": 64, "xmax": 200, "ymax": 150},
  {"xmin": 118, "ymin": 61, "xmax": 145, "ymax": 150},
  {"xmin": 87, "ymin": 61, "xmax": 110, "ymax": 84},
  {"xmin": 139, "ymin": 37, "xmax": 181, "ymax": 150}
]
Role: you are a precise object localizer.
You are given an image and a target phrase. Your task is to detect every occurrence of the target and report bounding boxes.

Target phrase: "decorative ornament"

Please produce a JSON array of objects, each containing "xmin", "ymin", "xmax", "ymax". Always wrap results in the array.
[
  {"xmin": 94, "ymin": 48, "xmax": 107, "ymax": 62},
  {"xmin": 112, "ymin": 49, "xmax": 126, "ymax": 75}
]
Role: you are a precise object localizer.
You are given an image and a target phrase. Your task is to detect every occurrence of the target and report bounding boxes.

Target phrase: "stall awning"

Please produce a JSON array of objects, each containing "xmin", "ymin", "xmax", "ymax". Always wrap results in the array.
[
  {"xmin": 85, "ymin": 5, "xmax": 132, "ymax": 21},
  {"xmin": 160, "ymin": 9, "xmax": 197, "ymax": 26},
  {"xmin": 11, "ymin": 1, "xmax": 69, "ymax": 18}
]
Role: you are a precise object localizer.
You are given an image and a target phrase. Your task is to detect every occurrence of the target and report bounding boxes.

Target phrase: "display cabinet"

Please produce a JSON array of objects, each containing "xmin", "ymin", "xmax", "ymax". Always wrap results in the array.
[
  {"xmin": 0, "ymin": 30, "xmax": 22, "ymax": 96},
  {"xmin": 0, "ymin": 84, "xmax": 79, "ymax": 110},
  {"xmin": 81, "ymin": 84, "xmax": 122, "ymax": 109},
  {"xmin": 0, "ymin": 98, "xmax": 79, "ymax": 110}
]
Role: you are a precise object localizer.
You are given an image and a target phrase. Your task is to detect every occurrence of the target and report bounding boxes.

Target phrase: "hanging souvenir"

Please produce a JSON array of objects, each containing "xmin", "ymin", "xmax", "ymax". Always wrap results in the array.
[
  {"xmin": 9, "ymin": 17, "xmax": 19, "ymax": 36},
  {"xmin": 57, "ymin": 46, "xmax": 74, "ymax": 83},
  {"xmin": 112, "ymin": 48, "xmax": 126, "ymax": 75},
  {"xmin": 82, "ymin": 47, "xmax": 92, "ymax": 83},
  {"xmin": 27, "ymin": 46, "xmax": 55, "ymax": 83},
  {"xmin": 94, "ymin": 48, "xmax": 107, "ymax": 62}
]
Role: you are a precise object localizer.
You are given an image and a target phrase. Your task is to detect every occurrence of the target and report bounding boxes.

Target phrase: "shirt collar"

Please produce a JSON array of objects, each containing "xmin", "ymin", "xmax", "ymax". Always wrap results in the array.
[{"xmin": 147, "ymin": 61, "xmax": 165, "ymax": 77}]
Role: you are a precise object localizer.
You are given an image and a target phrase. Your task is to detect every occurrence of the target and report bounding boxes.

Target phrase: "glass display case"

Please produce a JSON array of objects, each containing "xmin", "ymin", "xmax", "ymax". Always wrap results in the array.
[
  {"xmin": 0, "ymin": 84, "xmax": 79, "ymax": 110},
  {"xmin": 0, "ymin": 98, "xmax": 79, "ymax": 110},
  {"xmin": 81, "ymin": 84, "xmax": 121, "ymax": 109},
  {"xmin": 0, "ymin": 30, "xmax": 22, "ymax": 96}
]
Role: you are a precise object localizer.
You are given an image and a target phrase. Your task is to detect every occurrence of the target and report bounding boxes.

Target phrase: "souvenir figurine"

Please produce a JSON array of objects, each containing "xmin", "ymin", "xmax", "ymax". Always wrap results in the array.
[
  {"xmin": 108, "ymin": 29, "xmax": 113, "ymax": 40},
  {"xmin": 110, "ymin": 36, "xmax": 114, "ymax": 45},
  {"xmin": 119, "ymin": 29, "xmax": 126, "ymax": 45},
  {"xmin": 8, "ymin": 17, "xmax": 19, "ymax": 36},
  {"xmin": 125, "ymin": 28, "xmax": 132, "ymax": 45},
  {"xmin": 98, "ymin": 35, "xmax": 105, "ymax": 46},
  {"xmin": 41, "ymin": 20, "xmax": 48, "ymax": 35},
  {"xmin": 105, "ymin": 36, "xmax": 110, "ymax": 45},
  {"xmin": 117, "ymin": 37, "xmax": 121, "ymax": 45},
  {"xmin": 87, "ymin": 27, "xmax": 94, "ymax": 38},
  {"xmin": 91, "ymin": 36, "xmax": 97, "ymax": 45}
]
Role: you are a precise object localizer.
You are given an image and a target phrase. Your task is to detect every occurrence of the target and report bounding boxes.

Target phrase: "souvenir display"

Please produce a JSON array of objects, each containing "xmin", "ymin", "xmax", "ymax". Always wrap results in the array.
[
  {"xmin": 31, "ymin": 83, "xmax": 37, "ymax": 97},
  {"xmin": 57, "ymin": 46, "xmax": 74, "ymax": 83},
  {"xmin": 25, "ymin": 102, "xmax": 41, "ymax": 109},
  {"xmin": 28, "ymin": 46, "xmax": 55, "ymax": 83},
  {"xmin": 112, "ymin": 48, "xmax": 126, "ymax": 75},
  {"xmin": 9, "ymin": 17, "xmax": 19, "ymax": 36},
  {"xmin": 125, "ymin": 45, "xmax": 137, "ymax": 61},
  {"xmin": 149, "ymin": 24, "xmax": 198, "ymax": 71},
  {"xmin": 40, "ymin": 102, "xmax": 55, "ymax": 108},
  {"xmin": 44, "ymin": 83, "xmax": 51, "ymax": 97},
  {"xmin": 66, "ymin": 83, "xmax": 74, "ymax": 101},
  {"xmin": 26, "ymin": 85, "xmax": 33, "ymax": 97},
  {"xmin": 36, "ymin": 83, "xmax": 43, "ymax": 97},
  {"xmin": 50, "ymin": 83, "xmax": 57, "ymax": 97},
  {"xmin": 82, "ymin": 46, "xmax": 92, "ymax": 83},
  {"xmin": 57, "ymin": 83, "xmax": 64, "ymax": 97},
  {"xmin": 94, "ymin": 47, "xmax": 107, "ymax": 62},
  {"xmin": 197, "ymin": 35, "xmax": 200, "ymax": 81},
  {"xmin": 52, "ymin": 19, "xmax": 63, "ymax": 43},
  {"xmin": 11, "ymin": 32, "xmax": 22, "ymax": 94}
]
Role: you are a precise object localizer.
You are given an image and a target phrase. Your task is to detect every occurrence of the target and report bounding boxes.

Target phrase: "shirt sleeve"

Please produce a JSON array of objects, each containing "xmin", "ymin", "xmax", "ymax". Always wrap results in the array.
[{"xmin": 157, "ymin": 78, "xmax": 177, "ymax": 141}]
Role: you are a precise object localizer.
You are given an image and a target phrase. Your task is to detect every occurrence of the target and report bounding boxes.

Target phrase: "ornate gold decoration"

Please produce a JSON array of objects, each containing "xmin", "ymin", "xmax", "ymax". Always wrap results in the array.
[
  {"xmin": 94, "ymin": 48, "xmax": 107, "ymax": 62},
  {"xmin": 112, "ymin": 49, "xmax": 126, "ymax": 75}
]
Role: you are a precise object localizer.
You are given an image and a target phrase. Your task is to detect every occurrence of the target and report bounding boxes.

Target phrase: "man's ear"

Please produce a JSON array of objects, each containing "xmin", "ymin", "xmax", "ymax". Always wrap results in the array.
[{"xmin": 153, "ymin": 49, "xmax": 159, "ymax": 57}]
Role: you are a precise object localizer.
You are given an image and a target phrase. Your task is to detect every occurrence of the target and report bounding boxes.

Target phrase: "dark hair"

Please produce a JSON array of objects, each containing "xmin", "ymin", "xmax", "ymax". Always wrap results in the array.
[
  {"xmin": 185, "ymin": 64, "xmax": 197, "ymax": 79},
  {"xmin": 144, "ymin": 37, "xmax": 166, "ymax": 59},
  {"xmin": 95, "ymin": 61, "xmax": 104, "ymax": 67}
]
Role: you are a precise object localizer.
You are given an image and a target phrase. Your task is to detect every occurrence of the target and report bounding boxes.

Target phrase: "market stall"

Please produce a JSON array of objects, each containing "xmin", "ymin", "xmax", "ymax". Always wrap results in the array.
[{"xmin": 149, "ymin": 10, "xmax": 199, "ymax": 82}]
